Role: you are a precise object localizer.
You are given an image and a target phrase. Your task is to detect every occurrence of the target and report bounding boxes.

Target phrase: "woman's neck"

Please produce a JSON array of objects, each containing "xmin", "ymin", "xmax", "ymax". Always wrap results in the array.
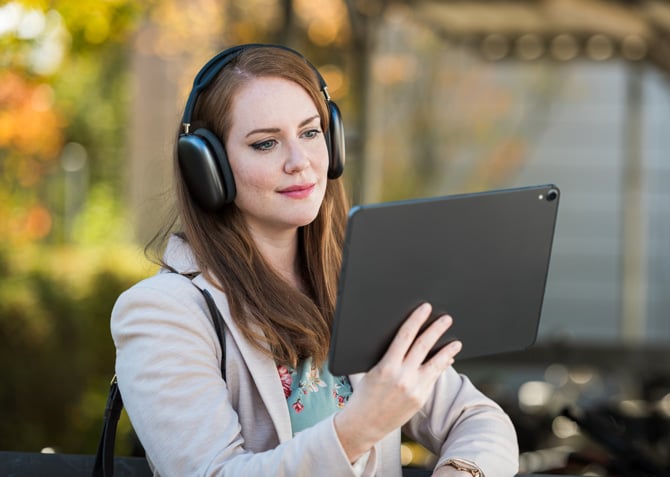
[{"xmin": 249, "ymin": 226, "xmax": 303, "ymax": 291}]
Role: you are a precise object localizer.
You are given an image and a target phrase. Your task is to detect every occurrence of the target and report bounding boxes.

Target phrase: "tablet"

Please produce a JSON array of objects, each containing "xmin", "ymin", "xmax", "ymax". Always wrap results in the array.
[{"xmin": 328, "ymin": 184, "xmax": 560, "ymax": 376}]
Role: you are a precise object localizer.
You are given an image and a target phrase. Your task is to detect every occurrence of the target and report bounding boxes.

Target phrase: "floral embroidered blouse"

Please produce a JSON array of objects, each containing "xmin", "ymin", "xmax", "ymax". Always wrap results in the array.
[{"xmin": 278, "ymin": 358, "xmax": 353, "ymax": 436}]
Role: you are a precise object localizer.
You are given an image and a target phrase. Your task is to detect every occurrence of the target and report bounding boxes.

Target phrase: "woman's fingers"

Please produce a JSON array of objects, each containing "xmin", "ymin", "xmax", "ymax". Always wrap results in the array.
[
  {"xmin": 425, "ymin": 338, "xmax": 463, "ymax": 372},
  {"xmin": 381, "ymin": 302, "xmax": 433, "ymax": 364},
  {"xmin": 379, "ymin": 302, "xmax": 463, "ymax": 381},
  {"xmin": 403, "ymin": 313, "xmax": 455, "ymax": 367}
]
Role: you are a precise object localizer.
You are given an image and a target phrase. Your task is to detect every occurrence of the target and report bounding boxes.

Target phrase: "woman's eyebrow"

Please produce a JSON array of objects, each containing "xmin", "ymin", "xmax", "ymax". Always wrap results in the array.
[
  {"xmin": 299, "ymin": 115, "xmax": 321, "ymax": 127},
  {"xmin": 245, "ymin": 115, "xmax": 320, "ymax": 138}
]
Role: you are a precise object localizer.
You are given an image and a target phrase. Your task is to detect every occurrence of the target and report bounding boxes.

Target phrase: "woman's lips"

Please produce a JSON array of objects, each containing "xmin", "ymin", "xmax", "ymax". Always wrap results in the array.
[{"xmin": 278, "ymin": 183, "xmax": 316, "ymax": 199}]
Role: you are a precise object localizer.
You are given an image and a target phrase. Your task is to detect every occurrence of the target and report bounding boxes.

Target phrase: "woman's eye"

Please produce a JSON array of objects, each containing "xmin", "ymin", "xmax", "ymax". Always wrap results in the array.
[
  {"xmin": 251, "ymin": 139, "xmax": 277, "ymax": 151},
  {"xmin": 303, "ymin": 129, "xmax": 321, "ymax": 139}
]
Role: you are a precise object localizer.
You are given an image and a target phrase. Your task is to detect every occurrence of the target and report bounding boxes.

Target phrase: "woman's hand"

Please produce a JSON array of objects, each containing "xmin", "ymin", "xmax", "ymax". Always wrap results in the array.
[{"xmin": 333, "ymin": 302, "xmax": 462, "ymax": 462}]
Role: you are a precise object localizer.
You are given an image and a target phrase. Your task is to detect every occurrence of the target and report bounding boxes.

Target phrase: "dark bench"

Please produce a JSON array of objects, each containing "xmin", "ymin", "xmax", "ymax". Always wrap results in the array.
[
  {"xmin": 0, "ymin": 451, "xmax": 566, "ymax": 476},
  {"xmin": 0, "ymin": 452, "xmax": 150, "ymax": 477}
]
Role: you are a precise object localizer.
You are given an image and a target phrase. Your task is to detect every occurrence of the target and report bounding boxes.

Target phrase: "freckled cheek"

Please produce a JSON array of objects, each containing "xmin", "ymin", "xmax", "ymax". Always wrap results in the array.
[
  {"xmin": 231, "ymin": 167, "xmax": 275, "ymax": 201},
  {"xmin": 308, "ymin": 140, "xmax": 330, "ymax": 173}
]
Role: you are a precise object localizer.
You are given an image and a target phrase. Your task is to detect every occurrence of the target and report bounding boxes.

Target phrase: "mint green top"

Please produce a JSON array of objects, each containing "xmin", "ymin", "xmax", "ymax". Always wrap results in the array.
[{"xmin": 278, "ymin": 358, "xmax": 353, "ymax": 436}]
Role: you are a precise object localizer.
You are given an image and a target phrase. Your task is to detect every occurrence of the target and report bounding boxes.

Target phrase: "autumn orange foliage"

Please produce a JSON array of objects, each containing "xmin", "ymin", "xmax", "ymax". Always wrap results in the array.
[{"xmin": 0, "ymin": 70, "xmax": 66, "ymax": 243}]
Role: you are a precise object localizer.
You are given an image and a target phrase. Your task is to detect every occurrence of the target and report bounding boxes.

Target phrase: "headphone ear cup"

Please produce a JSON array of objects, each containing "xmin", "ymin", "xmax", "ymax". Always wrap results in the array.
[
  {"xmin": 177, "ymin": 128, "xmax": 236, "ymax": 210},
  {"xmin": 326, "ymin": 101, "xmax": 345, "ymax": 179}
]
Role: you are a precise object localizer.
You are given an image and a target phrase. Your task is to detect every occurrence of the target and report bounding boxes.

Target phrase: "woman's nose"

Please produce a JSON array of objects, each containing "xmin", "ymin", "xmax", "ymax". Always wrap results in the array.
[{"xmin": 284, "ymin": 141, "xmax": 310, "ymax": 173}]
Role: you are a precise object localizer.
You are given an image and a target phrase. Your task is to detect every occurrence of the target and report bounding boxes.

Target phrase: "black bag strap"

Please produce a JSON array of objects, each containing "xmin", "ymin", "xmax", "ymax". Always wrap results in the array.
[
  {"xmin": 92, "ymin": 376, "xmax": 123, "ymax": 477},
  {"xmin": 201, "ymin": 287, "xmax": 227, "ymax": 378},
  {"xmin": 92, "ymin": 278, "xmax": 226, "ymax": 477}
]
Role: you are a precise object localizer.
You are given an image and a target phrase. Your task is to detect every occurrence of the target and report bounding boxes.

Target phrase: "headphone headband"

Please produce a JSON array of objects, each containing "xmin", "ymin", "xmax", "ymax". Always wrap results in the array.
[{"xmin": 181, "ymin": 44, "xmax": 329, "ymax": 131}]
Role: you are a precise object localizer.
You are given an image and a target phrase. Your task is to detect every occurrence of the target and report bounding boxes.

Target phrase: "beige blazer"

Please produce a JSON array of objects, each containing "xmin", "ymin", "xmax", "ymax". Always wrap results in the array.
[{"xmin": 111, "ymin": 237, "xmax": 519, "ymax": 477}]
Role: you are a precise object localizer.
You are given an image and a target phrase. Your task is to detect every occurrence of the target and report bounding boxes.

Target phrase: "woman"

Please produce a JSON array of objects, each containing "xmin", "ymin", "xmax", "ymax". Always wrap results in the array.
[{"xmin": 111, "ymin": 44, "xmax": 519, "ymax": 477}]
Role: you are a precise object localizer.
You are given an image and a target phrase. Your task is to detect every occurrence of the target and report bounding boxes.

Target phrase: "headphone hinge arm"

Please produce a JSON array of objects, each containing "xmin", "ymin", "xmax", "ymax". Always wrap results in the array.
[{"xmin": 183, "ymin": 123, "xmax": 191, "ymax": 134}]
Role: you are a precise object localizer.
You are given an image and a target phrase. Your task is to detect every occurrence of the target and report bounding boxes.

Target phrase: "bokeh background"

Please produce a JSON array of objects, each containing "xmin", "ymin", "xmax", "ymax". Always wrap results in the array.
[{"xmin": 1, "ymin": 0, "xmax": 669, "ymax": 475}]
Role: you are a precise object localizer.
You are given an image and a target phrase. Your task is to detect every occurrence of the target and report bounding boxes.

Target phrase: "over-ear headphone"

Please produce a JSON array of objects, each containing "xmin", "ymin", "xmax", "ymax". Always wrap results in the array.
[{"xmin": 177, "ymin": 44, "xmax": 345, "ymax": 211}]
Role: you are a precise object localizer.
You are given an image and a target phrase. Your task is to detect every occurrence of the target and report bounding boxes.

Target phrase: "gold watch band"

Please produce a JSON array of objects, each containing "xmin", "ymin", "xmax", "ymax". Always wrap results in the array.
[{"xmin": 444, "ymin": 458, "xmax": 482, "ymax": 477}]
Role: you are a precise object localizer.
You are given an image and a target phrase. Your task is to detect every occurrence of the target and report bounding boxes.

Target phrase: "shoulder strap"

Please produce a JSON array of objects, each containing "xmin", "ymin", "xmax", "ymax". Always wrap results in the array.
[
  {"xmin": 193, "ymin": 285, "xmax": 227, "ymax": 379},
  {"xmin": 92, "ymin": 275, "xmax": 226, "ymax": 477},
  {"xmin": 92, "ymin": 376, "xmax": 123, "ymax": 477}
]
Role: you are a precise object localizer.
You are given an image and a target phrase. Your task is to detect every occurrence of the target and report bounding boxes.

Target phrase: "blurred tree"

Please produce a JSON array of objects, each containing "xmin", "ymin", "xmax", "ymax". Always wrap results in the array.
[
  {"xmin": 0, "ymin": 70, "xmax": 63, "ymax": 243},
  {"xmin": 0, "ymin": 0, "xmax": 144, "ymax": 247},
  {"xmin": 0, "ymin": 244, "xmax": 152, "ymax": 453},
  {"xmin": 0, "ymin": 0, "xmax": 150, "ymax": 454}
]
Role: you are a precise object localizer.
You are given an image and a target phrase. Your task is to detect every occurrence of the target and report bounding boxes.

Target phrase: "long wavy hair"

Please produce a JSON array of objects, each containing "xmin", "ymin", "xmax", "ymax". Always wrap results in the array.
[{"xmin": 151, "ymin": 46, "xmax": 349, "ymax": 367}]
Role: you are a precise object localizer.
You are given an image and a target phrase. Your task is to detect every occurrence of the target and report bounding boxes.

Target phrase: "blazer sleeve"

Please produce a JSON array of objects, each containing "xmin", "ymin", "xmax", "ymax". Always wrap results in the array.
[
  {"xmin": 111, "ymin": 274, "xmax": 368, "ymax": 477},
  {"xmin": 401, "ymin": 368, "xmax": 519, "ymax": 477}
]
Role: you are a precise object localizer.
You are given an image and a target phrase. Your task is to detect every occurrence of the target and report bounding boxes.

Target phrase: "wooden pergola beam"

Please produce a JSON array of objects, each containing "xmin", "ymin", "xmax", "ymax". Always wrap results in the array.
[{"xmin": 411, "ymin": 0, "xmax": 670, "ymax": 75}]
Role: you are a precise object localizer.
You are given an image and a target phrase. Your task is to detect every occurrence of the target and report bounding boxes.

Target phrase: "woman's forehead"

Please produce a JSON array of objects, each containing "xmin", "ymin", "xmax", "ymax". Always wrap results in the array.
[{"xmin": 229, "ymin": 77, "xmax": 320, "ymax": 131}]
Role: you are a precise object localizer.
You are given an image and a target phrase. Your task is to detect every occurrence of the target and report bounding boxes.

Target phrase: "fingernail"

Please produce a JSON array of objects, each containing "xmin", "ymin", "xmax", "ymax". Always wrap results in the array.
[
  {"xmin": 439, "ymin": 314, "xmax": 452, "ymax": 326},
  {"xmin": 449, "ymin": 340, "xmax": 462, "ymax": 353}
]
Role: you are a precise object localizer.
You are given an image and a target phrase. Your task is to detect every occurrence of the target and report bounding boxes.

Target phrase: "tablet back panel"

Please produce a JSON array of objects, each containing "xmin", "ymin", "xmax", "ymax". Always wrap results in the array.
[{"xmin": 329, "ymin": 184, "xmax": 559, "ymax": 376}]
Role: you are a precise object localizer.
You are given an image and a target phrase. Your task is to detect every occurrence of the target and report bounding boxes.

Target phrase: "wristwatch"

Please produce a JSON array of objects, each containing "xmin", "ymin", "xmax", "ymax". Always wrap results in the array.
[{"xmin": 444, "ymin": 458, "xmax": 482, "ymax": 477}]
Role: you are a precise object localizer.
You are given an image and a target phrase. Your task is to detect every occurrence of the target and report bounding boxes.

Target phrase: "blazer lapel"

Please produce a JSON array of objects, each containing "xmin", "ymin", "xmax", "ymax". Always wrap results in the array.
[{"xmin": 193, "ymin": 274, "xmax": 293, "ymax": 443}]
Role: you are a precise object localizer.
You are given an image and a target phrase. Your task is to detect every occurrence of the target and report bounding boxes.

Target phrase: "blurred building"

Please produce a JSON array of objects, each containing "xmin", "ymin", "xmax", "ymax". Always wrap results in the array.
[
  {"xmin": 342, "ymin": 2, "xmax": 670, "ymax": 472},
  {"xmin": 355, "ymin": 0, "xmax": 670, "ymax": 346}
]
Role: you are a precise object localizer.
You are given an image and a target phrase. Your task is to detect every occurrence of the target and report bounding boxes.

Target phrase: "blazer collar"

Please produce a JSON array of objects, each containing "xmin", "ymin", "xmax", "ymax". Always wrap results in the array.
[
  {"xmin": 192, "ymin": 273, "xmax": 293, "ymax": 442},
  {"xmin": 162, "ymin": 234, "xmax": 200, "ymax": 275}
]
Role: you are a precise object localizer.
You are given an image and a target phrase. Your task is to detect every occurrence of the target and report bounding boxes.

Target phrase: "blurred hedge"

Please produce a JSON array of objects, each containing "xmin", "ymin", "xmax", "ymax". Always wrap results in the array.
[{"xmin": 0, "ymin": 244, "xmax": 154, "ymax": 455}]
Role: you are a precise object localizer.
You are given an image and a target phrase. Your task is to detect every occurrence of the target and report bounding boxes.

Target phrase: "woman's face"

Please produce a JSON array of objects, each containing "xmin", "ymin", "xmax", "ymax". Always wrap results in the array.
[{"xmin": 225, "ymin": 76, "xmax": 329, "ymax": 239}]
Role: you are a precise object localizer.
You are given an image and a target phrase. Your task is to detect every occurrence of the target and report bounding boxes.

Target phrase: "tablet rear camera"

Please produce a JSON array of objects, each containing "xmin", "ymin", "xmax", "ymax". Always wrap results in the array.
[{"xmin": 546, "ymin": 189, "xmax": 558, "ymax": 202}]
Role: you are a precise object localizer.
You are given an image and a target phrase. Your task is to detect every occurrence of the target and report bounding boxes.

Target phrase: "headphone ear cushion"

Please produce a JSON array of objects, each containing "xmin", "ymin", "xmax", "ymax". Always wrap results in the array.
[
  {"xmin": 326, "ymin": 101, "xmax": 345, "ymax": 179},
  {"xmin": 177, "ymin": 128, "xmax": 236, "ymax": 210}
]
